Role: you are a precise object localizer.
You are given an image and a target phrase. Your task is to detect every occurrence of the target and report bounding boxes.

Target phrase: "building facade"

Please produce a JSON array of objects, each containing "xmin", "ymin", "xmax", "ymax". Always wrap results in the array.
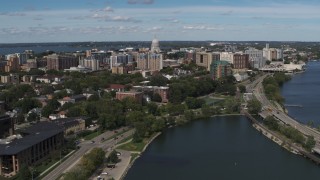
[
  {"xmin": 0, "ymin": 115, "xmax": 14, "ymax": 139},
  {"xmin": 116, "ymin": 91, "xmax": 143, "ymax": 104},
  {"xmin": 210, "ymin": 60, "xmax": 232, "ymax": 80},
  {"xmin": 47, "ymin": 54, "xmax": 78, "ymax": 70},
  {"xmin": 79, "ymin": 56, "xmax": 100, "ymax": 71},
  {"xmin": 5, "ymin": 55, "xmax": 20, "ymax": 72},
  {"xmin": 245, "ymin": 48, "xmax": 264, "ymax": 69},
  {"xmin": 195, "ymin": 52, "xmax": 213, "ymax": 71},
  {"xmin": 233, "ymin": 54, "xmax": 249, "ymax": 69},
  {"xmin": 0, "ymin": 122, "xmax": 64, "ymax": 177},
  {"xmin": 136, "ymin": 53, "xmax": 163, "ymax": 72}
]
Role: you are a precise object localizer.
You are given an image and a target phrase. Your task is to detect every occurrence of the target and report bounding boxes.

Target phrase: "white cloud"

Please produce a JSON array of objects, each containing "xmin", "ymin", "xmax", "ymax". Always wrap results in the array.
[{"xmin": 127, "ymin": 0, "xmax": 154, "ymax": 5}]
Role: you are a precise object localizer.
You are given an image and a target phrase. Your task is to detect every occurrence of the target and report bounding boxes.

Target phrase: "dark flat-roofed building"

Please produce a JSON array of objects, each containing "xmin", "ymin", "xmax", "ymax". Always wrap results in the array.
[
  {"xmin": 0, "ymin": 115, "xmax": 14, "ymax": 139},
  {"xmin": 0, "ymin": 122, "xmax": 64, "ymax": 178}
]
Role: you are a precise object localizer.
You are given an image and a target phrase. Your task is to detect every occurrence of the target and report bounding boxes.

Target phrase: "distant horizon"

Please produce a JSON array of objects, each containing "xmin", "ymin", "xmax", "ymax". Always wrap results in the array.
[
  {"xmin": 1, "ymin": 40, "xmax": 320, "ymax": 45},
  {"xmin": 1, "ymin": 0, "xmax": 320, "ymax": 43}
]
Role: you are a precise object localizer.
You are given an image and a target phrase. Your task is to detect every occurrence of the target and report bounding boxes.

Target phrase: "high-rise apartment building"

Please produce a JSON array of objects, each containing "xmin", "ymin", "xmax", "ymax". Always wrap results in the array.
[
  {"xmin": 136, "ymin": 52, "xmax": 163, "ymax": 71},
  {"xmin": 79, "ymin": 56, "xmax": 100, "ymax": 71},
  {"xmin": 5, "ymin": 55, "xmax": 20, "ymax": 72},
  {"xmin": 210, "ymin": 60, "xmax": 232, "ymax": 80},
  {"xmin": 47, "ymin": 54, "xmax": 78, "ymax": 70}
]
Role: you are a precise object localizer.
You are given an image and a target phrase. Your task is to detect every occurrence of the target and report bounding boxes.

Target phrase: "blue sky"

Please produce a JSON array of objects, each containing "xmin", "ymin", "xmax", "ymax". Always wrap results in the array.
[{"xmin": 0, "ymin": 0, "xmax": 319, "ymax": 43}]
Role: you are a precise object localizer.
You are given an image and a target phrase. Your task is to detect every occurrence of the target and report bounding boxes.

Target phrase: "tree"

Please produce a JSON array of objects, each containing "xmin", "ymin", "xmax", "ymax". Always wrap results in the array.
[
  {"xmin": 15, "ymin": 113, "xmax": 26, "ymax": 124},
  {"xmin": 27, "ymin": 112, "xmax": 40, "ymax": 122},
  {"xmin": 184, "ymin": 110, "xmax": 195, "ymax": 121},
  {"xmin": 224, "ymin": 98, "xmax": 240, "ymax": 113},
  {"xmin": 148, "ymin": 74, "xmax": 169, "ymax": 86},
  {"xmin": 238, "ymin": 84, "xmax": 246, "ymax": 93},
  {"xmin": 66, "ymin": 106, "xmax": 87, "ymax": 117},
  {"xmin": 185, "ymin": 97, "xmax": 205, "ymax": 109},
  {"xmin": 107, "ymin": 150, "xmax": 120, "ymax": 164},
  {"xmin": 264, "ymin": 116, "xmax": 279, "ymax": 131},
  {"xmin": 247, "ymin": 99, "xmax": 262, "ymax": 114},
  {"xmin": 41, "ymin": 99, "xmax": 60, "ymax": 117},
  {"xmin": 14, "ymin": 98, "xmax": 42, "ymax": 114},
  {"xmin": 304, "ymin": 136, "xmax": 316, "ymax": 151},
  {"xmin": 16, "ymin": 164, "xmax": 32, "ymax": 180},
  {"xmin": 147, "ymin": 102, "xmax": 159, "ymax": 115}
]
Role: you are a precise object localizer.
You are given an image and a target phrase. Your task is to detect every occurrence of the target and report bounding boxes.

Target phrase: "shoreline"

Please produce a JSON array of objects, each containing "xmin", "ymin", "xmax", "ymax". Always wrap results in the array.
[{"xmin": 119, "ymin": 132, "xmax": 162, "ymax": 180}]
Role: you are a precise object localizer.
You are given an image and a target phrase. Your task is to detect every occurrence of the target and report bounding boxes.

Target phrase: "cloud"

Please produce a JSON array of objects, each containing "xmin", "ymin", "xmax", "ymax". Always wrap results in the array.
[
  {"xmin": 127, "ymin": 0, "xmax": 154, "ymax": 5},
  {"xmin": 107, "ymin": 16, "xmax": 141, "ymax": 23},
  {"xmin": 220, "ymin": 10, "xmax": 233, "ymax": 16},
  {"xmin": 160, "ymin": 18, "xmax": 180, "ymax": 23},
  {"xmin": 33, "ymin": 17, "xmax": 43, "ymax": 21},
  {"xmin": 94, "ymin": 6, "xmax": 114, "ymax": 12},
  {"xmin": 183, "ymin": 25, "xmax": 223, "ymax": 31},
  {"xmin": 0, "ymin": 12, "xmax": 26, "ymax": 16}
]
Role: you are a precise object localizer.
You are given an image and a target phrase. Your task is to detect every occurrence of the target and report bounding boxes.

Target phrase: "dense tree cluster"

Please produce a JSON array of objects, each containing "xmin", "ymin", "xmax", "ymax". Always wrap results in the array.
[
  {"xmin": 63, "ymin": 148, "xmax": 105, "ymax": 180},
  {"xmin": 169, "ymin": 76, "xmax": 217, "ymax": 104},
  {"xmin": 263, "ymin": 73, "xmax": 291, "ymax": 104},
  {"xmin": 264, "ymin": 116, "xmax": 315, "ymax": 151},
  {"xmin": 0, "ymin": 84, "xmax": 36, "ymax": 110}
]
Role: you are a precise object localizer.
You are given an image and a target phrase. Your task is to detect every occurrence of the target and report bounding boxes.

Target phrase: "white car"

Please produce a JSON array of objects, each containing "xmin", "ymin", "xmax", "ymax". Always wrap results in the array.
[{"xmin": 101, "ymin": 172, "xmax": 108, "ymax": 175}]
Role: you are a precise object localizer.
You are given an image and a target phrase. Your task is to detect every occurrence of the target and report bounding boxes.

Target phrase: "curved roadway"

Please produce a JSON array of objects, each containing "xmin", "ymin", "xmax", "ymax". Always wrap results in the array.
[{"xmin": 249, "ymin": 74, "xmax": 320, "ymax": 149}]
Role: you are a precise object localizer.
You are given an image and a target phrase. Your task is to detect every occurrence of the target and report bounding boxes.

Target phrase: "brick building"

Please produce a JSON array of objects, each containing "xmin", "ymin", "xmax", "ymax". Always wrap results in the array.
[{"xmin": 47, "ymin": 54, "xmax": 78, "ymax": 70}]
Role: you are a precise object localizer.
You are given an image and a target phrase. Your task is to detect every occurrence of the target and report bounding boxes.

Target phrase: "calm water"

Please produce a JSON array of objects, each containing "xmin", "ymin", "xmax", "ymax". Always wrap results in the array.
[
  {"xmin": 281, "ymin": 61, "xmax": 320, "ymax": 126},
  {"xmin": 125, "ymin": 116, "xmax": 320, "ymax": 180}
]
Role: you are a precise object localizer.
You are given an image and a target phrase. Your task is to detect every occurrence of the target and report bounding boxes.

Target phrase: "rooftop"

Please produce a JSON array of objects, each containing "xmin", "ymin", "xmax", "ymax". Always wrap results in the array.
[{"xmin": 0, "ymin": 122, "xmax": 63, "ymax": 155}]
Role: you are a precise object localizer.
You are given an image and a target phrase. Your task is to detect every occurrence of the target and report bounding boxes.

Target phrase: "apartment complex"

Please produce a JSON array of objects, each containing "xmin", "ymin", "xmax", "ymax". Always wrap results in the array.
[
  {"xmin": 136, "ymin": 53, "xmax": 163, "ymax": 72},
  {"xmin": 210, "ymin": 60, "xmax": 232, "ymax": 80},
  {"xmin": 195, "ymin": 52, "xmax": 213, "ymax": 71},
  {"xmin": 5, "ymin": 55, "xmax": 20, "ymax": 72},
  {"xmin": 47, "ymin": 54, "xmax": 78, "ymax": 70}
]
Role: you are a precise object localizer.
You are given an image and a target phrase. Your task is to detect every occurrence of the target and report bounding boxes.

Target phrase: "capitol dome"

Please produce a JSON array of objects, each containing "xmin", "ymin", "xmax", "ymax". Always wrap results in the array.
[{"xmin": 151, "ymin": 37, "xmax": 160, "ymax": 53}]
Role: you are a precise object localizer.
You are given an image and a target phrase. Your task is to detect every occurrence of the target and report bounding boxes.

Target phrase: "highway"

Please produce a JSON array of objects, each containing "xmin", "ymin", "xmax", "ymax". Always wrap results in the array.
[
  {"xmin": 43, "ymin": 128, "xmax": 134, "ymax": 180},
  {"xmin": 249, "ymin": 74, "xmax": 320, "ymax": 150}
]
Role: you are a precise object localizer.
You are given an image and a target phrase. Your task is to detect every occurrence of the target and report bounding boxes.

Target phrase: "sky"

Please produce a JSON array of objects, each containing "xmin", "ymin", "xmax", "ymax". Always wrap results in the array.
[{"xmin": 0, "ymin": 0, "xmax": 320, "ymax": 43}]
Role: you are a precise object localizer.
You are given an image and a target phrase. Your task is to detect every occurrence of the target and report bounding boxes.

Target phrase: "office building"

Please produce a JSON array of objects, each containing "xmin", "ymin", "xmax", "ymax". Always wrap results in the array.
[{"xmin": 0, "ymin": 122, "xmax": 64, "ymax": 177}]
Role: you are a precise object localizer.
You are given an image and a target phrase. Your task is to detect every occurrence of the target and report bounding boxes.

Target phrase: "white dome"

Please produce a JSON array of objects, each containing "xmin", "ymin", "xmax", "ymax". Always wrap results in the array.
[{"xmin": 151, "ymin": 37, "xmax": 160, "ymax": 53}]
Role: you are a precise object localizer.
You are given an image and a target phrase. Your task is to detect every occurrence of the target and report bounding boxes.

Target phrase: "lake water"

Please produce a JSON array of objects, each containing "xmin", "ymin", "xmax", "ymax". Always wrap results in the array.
[
  {"xmin": 125, "ymin": 116, "xmax": 320, "ymax": 180},
  {"xmin": 281, "ymin": 61, "xmax": 320, "ymax": 127}
]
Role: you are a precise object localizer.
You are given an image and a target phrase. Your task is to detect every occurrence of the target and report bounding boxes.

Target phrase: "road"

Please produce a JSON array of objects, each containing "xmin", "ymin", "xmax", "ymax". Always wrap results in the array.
[
  {"xmin": 249, "ymin": 74, "xmax": 320, "ymax": 150},
  {"xmin": 43, "ymin": 128, "xmax": 134, "ymax": 180}
]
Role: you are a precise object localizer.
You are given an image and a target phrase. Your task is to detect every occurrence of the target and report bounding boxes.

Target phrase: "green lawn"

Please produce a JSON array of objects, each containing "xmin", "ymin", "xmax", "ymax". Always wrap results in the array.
[{"xmin": 117, "ymin": 139, "xmax": 147, "ymax": 152}]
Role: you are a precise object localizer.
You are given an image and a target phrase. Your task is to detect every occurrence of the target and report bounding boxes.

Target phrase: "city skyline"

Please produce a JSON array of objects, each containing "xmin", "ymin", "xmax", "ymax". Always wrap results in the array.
[{"xmin": 0, "ymin": 0, "xmax": 320, "ymax": 43}]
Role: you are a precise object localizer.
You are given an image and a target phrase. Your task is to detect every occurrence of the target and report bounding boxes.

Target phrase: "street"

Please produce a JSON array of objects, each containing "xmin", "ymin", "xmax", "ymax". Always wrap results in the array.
[{"xmin": 43, "ymin": 128, "xmax": 134, "ymax": 180}]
